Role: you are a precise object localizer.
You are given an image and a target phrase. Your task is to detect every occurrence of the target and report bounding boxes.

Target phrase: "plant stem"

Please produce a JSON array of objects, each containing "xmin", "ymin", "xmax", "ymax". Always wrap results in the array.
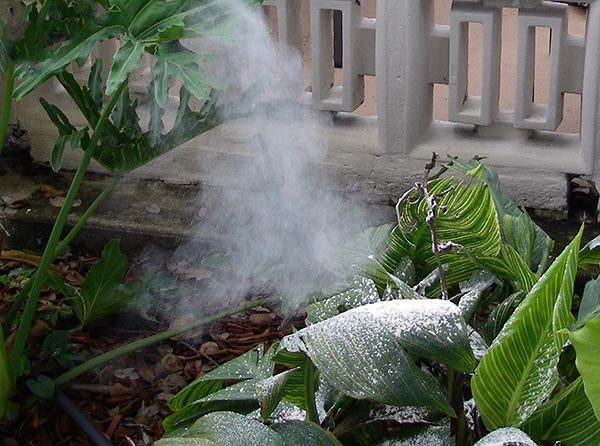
[
  {"xmin": 2, "ymin": 176, "xmax": 121, "ymax": 338},
  {"xmin": 0, "ymin": 324, "xmax": 10, "ymax": 419},
  {"xmin": 304, "ymin": 355, "xmax": 320, "ymax": 424},
  {"xmin": 0, "ymin": 60, "xmax": 15, "ymax": 158},
  {"xmin": 448, "ymin": 368, "xmax": 468, "ymax": 446},
  {"xmin": 22, "ymin": 297, "xmax": 278, "ymax": 410},
  {"xmin": 7, "ymin": 83, "xmax": 126, "ymax": 388}
]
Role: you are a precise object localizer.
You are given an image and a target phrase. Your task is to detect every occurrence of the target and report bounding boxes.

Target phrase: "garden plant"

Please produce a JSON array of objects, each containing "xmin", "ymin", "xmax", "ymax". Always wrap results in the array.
[
  {"xmin": 1, "ymin": 2, "xmax": 600, "ymax": 446},
  {"xmin": 0, "ymin": 0, "xmax": 278, "ymax": 422},
  {"xmin": 157, "ymin": 156, "xmax": 600, "ymax": 446}
]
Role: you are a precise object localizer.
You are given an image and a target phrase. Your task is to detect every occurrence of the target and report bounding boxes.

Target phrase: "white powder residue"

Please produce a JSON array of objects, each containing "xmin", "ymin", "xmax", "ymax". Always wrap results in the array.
[{"xmin": 473, "ymin": 427, "xmax": 537, "ymax": 446}]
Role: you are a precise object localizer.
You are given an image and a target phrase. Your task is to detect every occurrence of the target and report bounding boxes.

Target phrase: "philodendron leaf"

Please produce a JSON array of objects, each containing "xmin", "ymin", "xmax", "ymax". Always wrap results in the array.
[
  {"xmin": 14, "ymin": 23, "xmax": 123, "ymax": 100},
  {"xmin": 271, "ymin": 421, "xmax": 343, "ymax": 445},
  {"xmin": 105, "ymin": 37, "xmax": 145, "ymax": 95},
  {"xmin": 157, "ymin": 411, "xmax": 283, "ymax": 446},
  {"xmin": 72, "ymin": 239, "xmax": 128, "ymax": 326},
  {"xmin": 289, "ymin": 299, "xmax": 477, "ymax": 415},
  {"xmin": 26, "ymin": 375, "xmax": 55, "ymax": 400},
  {"xmin": 473, "ymin": 428, "xmax": 537, "ymax": 446},
  {"xmin": 570, "ymin": 313, "xmax": 600, "ymax": 421},
  {"xmin": 472, "ymin": 228, "xmax": 582, "ymax": 429},
  {"xmin": 522, "ymin": 377, "xmax": 600, "ymax": 446}
]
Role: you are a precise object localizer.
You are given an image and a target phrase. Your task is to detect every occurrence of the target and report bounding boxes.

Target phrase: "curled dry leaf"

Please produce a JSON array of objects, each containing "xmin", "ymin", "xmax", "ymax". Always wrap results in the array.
[
  {"xmin": 145, "ymin": 203, "xmax": 161, "ymax": 214},
  {"xmin": 39, "ymin": 184, "xmax": 65, "ymax": 198},
  {"xmin": 49, "ymin": 196, "xmax": 82, "ymax": 208},
  {"xmin": 249, "ymin": 313, "xmax": 274, "ymax": 327},
  {"xmin": 160, "ymin": 353, "xmax": 184, "ymax": 372},
  {"xmin": 6, "ymin": 199, "xmax": 29, "ymax": 209},
  {"xmin": 157, "ymin": 373, "xmax": 187, "ymax": 394},
  {"xmin": 114, "ymin": 367, "xmax": 141, "ymax": 381},
  {"xmin": 199, "ymin": 341, "xmax": 220, "ymax": 356}
]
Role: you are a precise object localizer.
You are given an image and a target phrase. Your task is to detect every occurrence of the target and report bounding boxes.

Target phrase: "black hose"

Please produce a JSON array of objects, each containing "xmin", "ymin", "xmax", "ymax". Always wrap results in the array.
[{"xmin": 52, "ymin": 385, "xmax": 113, "ymax": 446}]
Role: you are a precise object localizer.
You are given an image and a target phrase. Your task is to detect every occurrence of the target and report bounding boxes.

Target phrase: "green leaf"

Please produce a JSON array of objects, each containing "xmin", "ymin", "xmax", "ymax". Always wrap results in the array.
[
  {"xmin": 446, "ymin": 157, "xmax": 553, "ymax": 275},
  {"xmin": 163, "ymin": 400, "xmax": 258, "ymax": 434},
  {"xmin": 50, "ymin": 135, "xmax": 69, "ymax": 172},
  {"xmin": 155, "ymin": 42, "xmax": 224, "ymax": 101},
  {"xmin": 472, "ymin": 228, "xmax": 583, "ymax": 429},
  {"xmin": 26, "ymin": 375, "xmax": 55, "ymax": 400},
  {"xmin": 522, "ymin": 377, "xmax": 600, "ymax": 446},
  {"xmin": 385, "ymin": 179, "xmax": 502, "ymax": 296},
  {"xmin": 73, "ymin": 239, "xmax": 129, "ymax": 326},
  {"xmin": 39, "ymin": 98, "xmax": 77, "ymax": 135},
  {"xmin": 472, "ymin": 428, "xmax": 537, "ymax": 446},
  {"xmin": 157, "ymin": 411, "xmax": 283, "ymax": 445},
  {"xmin": 271, "ymin": 421, "xmax": 344, "ymax": 445},
  {"xmin": 371, "ymin": 424, "xmax": 452, "ymax": 446},
  {"xmin": 484, "ymin": 291, "xmax": 524, "ymax": 345},
  {"xmin": 570, "ymin": 313, "xmax": 600, "ymax": 421},
  {"xmin": 258, "ymin": 371, "xmax": 293, "ymax": 420},
  {"xmin": 169, "ymin": 346, "xmax": 270, "ymax": 410},
  {"xmin": 289, "ymin": 300, "xmax": 475, "ymax": 415},
  {"xmin": 105, "ymin": 38, "xmax": 145, "ymax": 95},
  {"xmin": 306, "ymin": 277, "xmax": 381, "ymax": 325},
  {"xmin": 14, "ymin": 23, "xmax": 124, "ymax": 100},
  {"xmin": 573, "ymin": 275, "xmax": 600, "ymax": 330}
]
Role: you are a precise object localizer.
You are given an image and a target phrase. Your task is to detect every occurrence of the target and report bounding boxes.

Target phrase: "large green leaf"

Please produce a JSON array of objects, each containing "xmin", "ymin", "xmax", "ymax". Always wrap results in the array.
[
  {"xmin": 157, "ymin": 411, "xmax": 283, "ymax": 446},
  {"xmin": 286, "ymin": 300, "xmax": 478, "ymax": 415},
  {"xmin": 572, "ymin": 275, "xmax": 600, "ymax": 330},
  {"xmin": 472, "ymin": 428, "xmax": 537, "ymax": 446},
  {"xmin": 446, "ymin": 157, "xmax": 553, "ymax": 275},
  {"xmin": 472, "ymin": 228, "xmax": 583, "ymax": 429},
  {"xmin": 72, "ymin": 239, "xmax": 129, "ymax": 326},
  {"xmin": 170, "ymin": 346, "xmax": 270, "ymax": 410},
  {"xmin": 14, "ymin": 23, "xmax": 123, "ymax": 100},
  {"xmin": 271, "ymin": 421, "xmax": 343, "ymax": 445},
  {"xmin": 570, "ymin": 313, "xmax": 600, "ymax": 421},
  {"xmin": 522, "ymin": 377, "xmax": 600, "ymax": 446},
  {"xmin": 384, "ymin": 179, "xmax": 502, "ymax": 296},
  {"xmin": 105, "ymin": 38, "xmax": 145, "ymax": 95}
]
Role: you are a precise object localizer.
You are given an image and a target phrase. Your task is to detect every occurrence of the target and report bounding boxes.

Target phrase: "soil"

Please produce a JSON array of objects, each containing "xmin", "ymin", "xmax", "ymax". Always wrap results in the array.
[{"xmin": 0, "ymin": 249, "xmax": 307, "ymax": 445}]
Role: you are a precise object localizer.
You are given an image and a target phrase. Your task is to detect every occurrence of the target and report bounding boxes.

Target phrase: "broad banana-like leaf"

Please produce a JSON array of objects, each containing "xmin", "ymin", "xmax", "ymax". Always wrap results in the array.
[
  {"xmin": 384, "ymin": 178, "xmax": 502, "ymax": 296},
  {"xmin": 288, "ymin": 300, "xmax": 478, "ymax": 415},
  {"xmin": 170, "ymin": 345, "xmax": 272, "ymax": 410},
  {"xmin": 446, "ymin": 157, "xmax": 553, "ymax": 275},
  {"xmin": 572, "ymin": 275, "xmax": 600, "ymax": 330},
  {"xmin": 371, "ymin": 424, "xmax": 452, "ymax": 446},
  {"xmin": 570, "ymin": 313, "xmax": 600, "ymax": 421},
  {"xmin": 472, "ymin": 228, "xmax": 582, "ymax": 429},
  {"xmin": 157, "ymin": 411, "xmax": 282, "ymax": 446},
  {"xmin": 522, "ymin": 377, "xmax": 600, "ymax": 446},
  {"xmin": 578, "ymin": 233, "xmax": 600, "ymax": 268},
  {"xmin": 271, "ymin": 421, "xmax": 343, "ymax": 445},
  {"xmin": 473, "ymin": 428, "xmax": 537, "ymax": 446}
]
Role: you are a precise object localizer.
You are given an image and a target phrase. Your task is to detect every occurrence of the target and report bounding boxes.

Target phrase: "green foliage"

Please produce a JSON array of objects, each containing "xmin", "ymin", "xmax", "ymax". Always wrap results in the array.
[
  {"xmin": 1, "ymin": 0, "xmax": 273, "ymax": 422},
  {"xmin": 163, "ymin": 158, "xmax": 600, "ymax": 446},
  {"xmin": 472, "ymin": 228, "xmax": 582, "ymax": 429},
  {"xmin": 570, "ymin": 313, "xmax": 600, "ymax": 422}
]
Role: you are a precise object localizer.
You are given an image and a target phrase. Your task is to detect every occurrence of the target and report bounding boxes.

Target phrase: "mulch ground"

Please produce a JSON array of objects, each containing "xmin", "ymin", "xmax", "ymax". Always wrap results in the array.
[{"xmin": 0, "ymin": 248, "xmax": 307, "ymax": 445}]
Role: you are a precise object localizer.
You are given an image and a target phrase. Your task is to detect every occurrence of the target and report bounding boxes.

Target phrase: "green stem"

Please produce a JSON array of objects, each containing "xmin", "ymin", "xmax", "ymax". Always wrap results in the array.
[
  {"xmin": 448, "ymin": 368, "xmax": 468, "ymax": 446},
  {"xmin": 0, "ymin": 325, "xmax": 10, "ymax": 419},
  {"xmin": 2, "ymin": 176, "xmax": 121, "ymax": 338},
  {"xmin": 304, "ymin": 355, "xmax": 320, "ymax": 424},
  {"xmin": 7, "ymin": 83, "xmax": 126, "ymax": 388},
  {"xmin": 22, "ymin": 297, "xmax": 277, "ymax": 410},
  {"xmin": 0, "ymin": 60, "xmax": 15, "ymax": 158}
]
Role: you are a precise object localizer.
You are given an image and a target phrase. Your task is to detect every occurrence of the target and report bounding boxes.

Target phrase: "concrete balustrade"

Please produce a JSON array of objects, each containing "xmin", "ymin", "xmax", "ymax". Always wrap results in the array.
[{"xmin": 11, "ymin": 0, "xmax": 600, "ymax": 210}]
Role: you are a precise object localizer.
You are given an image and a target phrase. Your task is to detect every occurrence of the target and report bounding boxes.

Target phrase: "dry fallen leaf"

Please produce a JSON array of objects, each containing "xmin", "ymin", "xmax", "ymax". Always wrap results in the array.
[
  {"xmin": 160, "ymin": 353, "xmax": 183, "ymax": 373},
  {"xmin": 197, "ymin": 206, "xmax": 208, "ymax": 218},
  {"xmin": 39, "ymin": 185, "xmax": 65, "ymax": 198},
  {"xmin": 6, "ymin": 199, "xmax": 29, "ymax": 209},
  {"xmin": 114, "ymin": 367, "xmax": 141, "ymax": 381},
  {"xmin": 145, "ymin": 203, "xmax": 161, "ymax": 214},
  {"xmin": 49, "ymin": 197, "xmax": 82, "ymax": 208}
]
